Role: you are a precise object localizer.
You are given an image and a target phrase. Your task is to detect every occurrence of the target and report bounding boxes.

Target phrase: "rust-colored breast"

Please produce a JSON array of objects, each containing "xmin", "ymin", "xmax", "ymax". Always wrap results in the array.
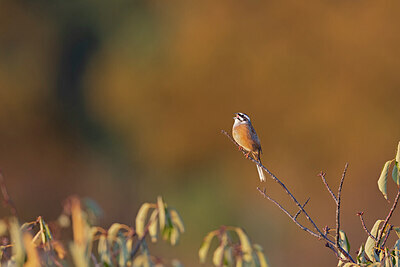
[{"xmin": 233, "ymin": 124, "xmax": 260, "ymax": 152}]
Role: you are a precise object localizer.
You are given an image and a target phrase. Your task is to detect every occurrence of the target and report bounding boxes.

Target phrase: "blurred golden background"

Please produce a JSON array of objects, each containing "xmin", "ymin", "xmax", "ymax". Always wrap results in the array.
[{"xmin": 1, "ymin": 0, "xmax": 400, "ymax": 266}]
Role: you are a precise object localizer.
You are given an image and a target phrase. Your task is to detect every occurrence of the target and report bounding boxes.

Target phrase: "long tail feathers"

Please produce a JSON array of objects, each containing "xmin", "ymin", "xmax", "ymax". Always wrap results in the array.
[{"xmin": 257, "ymin": 165, "xmax": 266, "ymax": 182}]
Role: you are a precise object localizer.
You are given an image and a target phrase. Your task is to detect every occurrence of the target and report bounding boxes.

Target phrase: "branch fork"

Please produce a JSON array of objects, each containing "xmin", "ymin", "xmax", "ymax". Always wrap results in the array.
[{"xmin": 222, "ymin": 130, "xmax": 355, "ymax": 263}]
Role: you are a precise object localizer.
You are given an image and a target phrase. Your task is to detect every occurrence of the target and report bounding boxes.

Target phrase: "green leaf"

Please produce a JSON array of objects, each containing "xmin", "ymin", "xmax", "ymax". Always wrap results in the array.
[
  {"xmin": 365, "ymin": 220, "xmax": 384, "ymax": 262},
  {"xmin": 86, "ymin": 227, "xmax": 100, "ymax": 263},
  {"xmin": 356, "ymin": 244, "xmax": 367, "ymax": 264},
  {"xmin": 157, "ymin": 196, "xmax": 166, "ymax": 231},
  {"xmin": 224, "ymin": 246, "xmax": 234, "ymax": 266},
  {"xmin": 135, "ymin": 203, "xmax": 151, "ymax": 238},
  {"xmin": 212, "ymin": 245, "xmax": 224, "ymax": 266},
  {"xmin": 378, "ymin": 160, "xmax": 392, "ymax": 200},
  {"xmin": 395, "ymin": 227, "xmax": 400, "ymax": 239},
  {"xmin": 253, "ymin": 244, "xmax": 269, "ymax": 267},
  {"xmin": 338, "ymin": 230, "xmax": 350, "ymax": 255},
  {"xmin": 396, "ymin": 142, "xmax": 400, "ymax": 163},
  {"xmin": 235, "ymin": 228, "xmax": 253, "ymax": 262},
  {"xmin": 337, "ymin": 230, "xmax": 350, "ymax": 266},
  {"xmin": 148, "ymin": 209, "xmax": 159, "ymax": 243},
  {"xmin": 170, "ymin": 208, "xmax": 185, "ymax": 233},
  {"xmin": 116, "ymin": 236, "xmax": 129, "ymax": 267},
  {"xmin": 393, "ymin": 162, "xmax": 400, "ymax": 185},
  {"xmin": 394, "ymin": 239, "xmax": 400, "ymax": 267},
  {"xmin": 38, "ymin": 217, "xmax": 52, "ymax": 251},
  {"xmin": 199, "ymin": 230, "xmax": 218, "ymax": 264}
]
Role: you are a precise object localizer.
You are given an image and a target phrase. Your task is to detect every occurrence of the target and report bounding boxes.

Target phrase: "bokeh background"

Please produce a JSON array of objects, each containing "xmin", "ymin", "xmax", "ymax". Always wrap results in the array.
[{"xmin": 1, "ymin": 0, "xmax": 400, "ymax": 266}]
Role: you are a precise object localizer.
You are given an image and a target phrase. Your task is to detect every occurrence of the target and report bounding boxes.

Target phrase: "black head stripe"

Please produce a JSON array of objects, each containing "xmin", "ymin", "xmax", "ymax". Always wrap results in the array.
[{"xmin": 237, "ymin": 113, "xmax": 250, "ymax": 122}]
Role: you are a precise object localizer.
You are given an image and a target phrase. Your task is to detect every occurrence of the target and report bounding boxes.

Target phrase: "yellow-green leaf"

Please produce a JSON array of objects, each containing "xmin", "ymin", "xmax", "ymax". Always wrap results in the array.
[
  {"xmin": 235, "ymin": 227, "xmax": 253, "ymax": 262},
  {"xmin": 236, "ymin": 256, "xmax": 243, "ymax": 267},
  {"xmin": 224, "ymin": 246, "xmax": 234, "ymax": 266},
  {"xmin": 253, "ymin": 244, "xmax": 269, "ymax": 267},
  {"xmin": 108, "ymin": 223, "xmax": 124, "ymax": 243},
  {"xmin": 396, "ymin": 142, "xmax": 400, "ymax": 163},
  {"xmin": 393, "ymin": 239, "xmax": 400, "ymax": 267},
  {"xmin": 212, "ymin": 245, "xmax": 224, "ymax": 266},
  {"xmin": 70, "ymin": 243, "xmax": 89, "ymax": 267},
  {"xmin": 23, "ymin": 233, "xmax": 40, "ymax": 267},
  {"xmin": 394, "ymin": 227, "xmax": 400, "ymax": 239},
  {"xmin": 170, "ymin": 208, "xmax": 185, "ymax": 233},
  {"xmin": 133, "ymin": 254, "xmax": 145, "ymax": 266},
  {"xmin": 378, "ymin": 160, "xmax": 392, "ymax": 200},
  {"xmin": 148, "ymin": 209, "xmax": 159, "ymax": 243},
  {"xmin": 157, "ymin": 196, "xmax": 166, "ymax": 231},
  {"xmin": 393, "ymin": 162, "xmax": 400, "ymax": 185},
  {"xmin": 126, "ymin": 238, "xmax": 133, "ymax": 256},
  {"xmin": 365, "ymin": 220, "xmax": 384, "ymax": 262},
  {"xmin": 199, "ymin": 230, "xmax": 218, "ymax": 264},
  {"xmin": 135, "ymin": 203, "xmax": 151, "ymax": 238},
  {"xmin": 339, "ymin": 230, "xmax": 350, "ymax": 253},
  {"xmin": 9, "ymin": 217, "xmax": 24, "ymax": 265},
  {"xmin": 384, "ymin": 247, "xmax": 391, "ymax": 267},
  {"xmin": 340, "ymin": 263, "xmax": 358, "ymax": 267},
  {"xmin": 98, "ymin": 234, "xmax": 111, "ymax": 265},
  {"xmin": 170, "ymin": 227, "xmax": 180, "ymax": 246}
]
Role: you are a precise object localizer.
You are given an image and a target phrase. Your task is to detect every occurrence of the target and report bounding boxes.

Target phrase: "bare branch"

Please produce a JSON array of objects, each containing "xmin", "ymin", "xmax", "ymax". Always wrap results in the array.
[
  {"xmin": 222, "ymin": 130, "xmax": 355, "ymax": 263},
  {"xmin": 336, "ymin": 163, "xmax": 348, "ymax": 253},
  {"xmin": 318, "ymin": 171, "xmax": 337, "ymax": 203},
  {"xmin": 356, "ymin": 212, "xmax": 377, "ymax": 241},
  {"xmin": 257, "ymin": 188, "xmax": 319, "ymax": 238},
  {"xmin": 325, "ymin": 242, "xmax": 341, "ymax": 261},
  {"xmin": 0, "ymin": 171, "xmax": 18, "ymax": 217},
  {"xmin": 294, "ymin": 198, "xmax": 310, "ymax": 220},
  {"xmin": 377, "ymin": 188, "xmax": 400, "ymax": 247},
  {"xmin": 381, "ymin": 224, "xmax": 393, "ymax": 248}
]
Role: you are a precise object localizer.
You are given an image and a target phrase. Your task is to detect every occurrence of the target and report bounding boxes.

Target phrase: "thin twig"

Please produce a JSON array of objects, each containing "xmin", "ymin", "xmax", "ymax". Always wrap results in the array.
[
  {"xmin": 294, "ymin": 198, "xmax": 310, "ymax": 220},
  {"xmin": 318, "ymin": 171, "xmax": 337, "ymax": 203},
  {"xmin": 257, "ymin": 188, "xmax": 319, "ymax": 238},
  {"xmin": 130, "ymin": 210, "xmax": 159, "ymax": 260},
  {"xmin": 0, "ymin": 171, "xmax": 18, "ymax": 217},
  {"xmin": 381, "ymin": 224, "xmax": 393, "ymax": 248},
  {"xmin": 336, "ymin": 163, "xmax": 348, "ymax": 253},
  {"xmin": 325, "ymin": 242, "xmax": 341, "ymax": 260},
  {"xmin": 222, "ymin": 130, "xmax": 355, "ymax": 263},
  {"xmin": 377, "ymin": 188, "xmax": 400, "ymax": 247},
  {"xmin": 356, "ymin": 212, "xmax": 377, "ymax": 241}
]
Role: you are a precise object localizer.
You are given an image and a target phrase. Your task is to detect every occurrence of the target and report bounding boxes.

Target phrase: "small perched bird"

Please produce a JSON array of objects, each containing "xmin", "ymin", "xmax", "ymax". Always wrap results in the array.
[{"xmin": 232, "ymin": 112, "xmax": 266, "ymax": 182}]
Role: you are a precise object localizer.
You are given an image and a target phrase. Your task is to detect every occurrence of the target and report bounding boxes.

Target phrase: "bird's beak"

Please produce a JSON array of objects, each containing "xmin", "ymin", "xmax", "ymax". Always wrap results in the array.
[{"xmin": 233, "ymin": 113, "xmax": 238, "ymax": 120}]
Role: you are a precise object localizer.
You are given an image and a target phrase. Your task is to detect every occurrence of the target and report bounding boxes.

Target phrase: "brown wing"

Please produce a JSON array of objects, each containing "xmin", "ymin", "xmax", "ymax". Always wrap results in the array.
[{"xmin": 249, "ymin": 123, "xmax": 262, "ymax": 154}]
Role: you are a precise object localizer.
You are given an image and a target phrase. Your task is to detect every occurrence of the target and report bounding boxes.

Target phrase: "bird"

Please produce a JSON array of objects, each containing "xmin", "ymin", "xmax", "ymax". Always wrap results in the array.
[{"xmin": 232, "ymin": 112, "xmax": 266, "ymax": 182}]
